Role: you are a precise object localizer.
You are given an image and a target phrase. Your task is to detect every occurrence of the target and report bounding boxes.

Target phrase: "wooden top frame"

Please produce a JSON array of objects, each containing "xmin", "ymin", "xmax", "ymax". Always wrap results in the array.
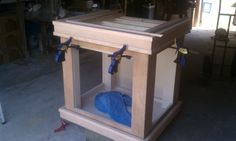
[{"xmin": 53, "ymin": 10, "xmax": 191, "ymax": 54}]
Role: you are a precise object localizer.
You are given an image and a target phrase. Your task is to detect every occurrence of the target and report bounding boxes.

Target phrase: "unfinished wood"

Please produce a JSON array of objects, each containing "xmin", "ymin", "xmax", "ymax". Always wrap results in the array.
[
  {"xmin": 115, "ymin": 54, "xmax": 133, "ymax": 91},
  {"xmin": 64, "ymin": 19, "xmax": 163, "ymax": 38},
  {"xmin": 154, "ymin": 48, "xmax": 177, "ymax": 109},
  {"xmin": 155, "ymin": 18, "xmax": 191, "ymax": 34},
  {"xmin": 54, "ymin": 13, "xmax": 190, "ymax": 55},
  {"xmin": 66, "ymin": 10, "xmax": 122, "ymax": 22},
  {"xmin": 84, "ymin": 13, "xmax": 123, "ymax": 23},
  {"xmin": 59, "ymin": 107, "xmax": 143, "ymax": 141},
  {"xmin": 54, "ymin": 12, "xmax": 190, "ymax": 141},
  {"xmin": 61, "ymin": 38, "xmax": 81, "ymax": 109},
  {"xmin": 53, "ymin": 21, "xmax": 155, "ymax": 54},
  {"xmin": 78, "ymin": 84, "xmax": 168, "ymax": 136},
  {"xmin": 145, "ymin": 102, "xmax": 182, "ymax": 141},
  {"xmin": 74, "ymin": 38, "xmax": 135, "ymax": 55},
  {"xmin": 113, "ymin": 18, "xmax": 158, "ymax": 28},
  {"xmin": 152, "ymin": 18, "xmax": 191, "ymax": 54},
  {"xmin": 53, "ymin": 33, "xmax": 153, "ymax": 55},
  {"xmin": 59, "ymin": 101, "xmax": 181, "ymax": 141},
  {"xmin": 145, "ymin": 18, "xmax": 184, "ymax": 33},
  {"xmin": 100, "ymin": 21, "xmax": 149, "ymax": 31},
  {"xmin": 102, "ymin": 53, "xmax": 116, "ymax": 90},
  {"xmin": 132, "ymin": 53, "xmax": 156, "ymax": 138},
  {"xmin": 119, "ymin": 16, "xmax": 166, "ymax": 24}
]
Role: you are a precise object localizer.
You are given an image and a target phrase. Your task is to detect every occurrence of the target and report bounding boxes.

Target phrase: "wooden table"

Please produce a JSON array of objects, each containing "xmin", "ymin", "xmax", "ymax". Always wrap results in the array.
[{"xmin": 53, "ymin": 10, "xmax": 191, "ymax": 141}]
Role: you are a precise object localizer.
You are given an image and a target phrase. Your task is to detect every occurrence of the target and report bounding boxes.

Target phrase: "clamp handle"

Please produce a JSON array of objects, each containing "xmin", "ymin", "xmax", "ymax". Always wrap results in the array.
[
  {"xmin": 55, "ymin": 37, "xmax": 79, "ymax": 63},
  {"xmin": 108, "ymin": 45, "xmax": 131, "ymax": 74},
  {"xmin": 174, "ymin": 39, "xmax": 188, "ymax": 66}
]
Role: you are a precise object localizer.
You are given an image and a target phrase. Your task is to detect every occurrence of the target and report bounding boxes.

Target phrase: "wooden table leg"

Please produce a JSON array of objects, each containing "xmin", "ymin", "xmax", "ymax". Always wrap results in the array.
[
  {"xmin": 131, "ymin": 53, "xmax": 156, "ymax": 138},
  {"xmin": 61, "ymin": 38, "xmax": 81, "ymax": 110}
]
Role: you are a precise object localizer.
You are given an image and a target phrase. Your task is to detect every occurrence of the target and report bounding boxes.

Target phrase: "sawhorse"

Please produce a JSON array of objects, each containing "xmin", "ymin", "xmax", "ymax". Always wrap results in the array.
[{"xmin": 0, "ymin": 103, "xmax": 6, "ymax": 124}]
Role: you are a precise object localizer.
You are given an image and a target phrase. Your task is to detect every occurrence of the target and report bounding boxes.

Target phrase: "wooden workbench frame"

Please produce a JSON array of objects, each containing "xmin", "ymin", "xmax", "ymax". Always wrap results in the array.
[
  {"xmin": 54, "ymin": 10, "xmax": 190, "ymax": 141},
  {"xmin": 59, "ymin": 38, "xmax": 182, "ymax": 140}
]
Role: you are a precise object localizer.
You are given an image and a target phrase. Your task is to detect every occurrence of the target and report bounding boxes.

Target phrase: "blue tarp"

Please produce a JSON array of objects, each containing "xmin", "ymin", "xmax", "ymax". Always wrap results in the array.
[{"xmin": 95, "ymin": 91, "xmax": 132, "ymax": 127}]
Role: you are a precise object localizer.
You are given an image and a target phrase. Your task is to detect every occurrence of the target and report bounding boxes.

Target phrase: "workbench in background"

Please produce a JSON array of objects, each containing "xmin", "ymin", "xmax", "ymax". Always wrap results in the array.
[{"xmin": 0, "ymin": 1, "xmax": 28, "ymax": 64}]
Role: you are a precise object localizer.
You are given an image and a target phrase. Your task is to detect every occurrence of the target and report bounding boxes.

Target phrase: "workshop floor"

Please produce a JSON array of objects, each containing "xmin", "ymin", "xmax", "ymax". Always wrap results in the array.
[{"xmin": 0, "ymin": 28, "xmax": 236, "ymax": 141}]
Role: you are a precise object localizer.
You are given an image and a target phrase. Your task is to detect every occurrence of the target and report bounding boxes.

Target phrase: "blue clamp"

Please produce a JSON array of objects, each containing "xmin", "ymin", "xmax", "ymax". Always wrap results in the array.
[
  {"xmin": 55, "ymin": 37, "xmax": 79, "ymax": 63},
  {"xmin": 175, "ymin": 39, "xmax": 188, "ymax": 66},
  {"xmin": 108, "ymin": 45, "xmax": 131, "ymax": 75}
]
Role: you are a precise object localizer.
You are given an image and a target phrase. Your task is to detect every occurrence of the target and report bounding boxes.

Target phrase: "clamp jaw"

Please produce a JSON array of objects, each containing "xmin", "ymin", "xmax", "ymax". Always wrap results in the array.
[
  {"xmin": 108, "ymin": 45, "xmax": 131, "ymax": 75},
  {"xmin": 55, "ymin": 37, "xmax": 79, "ymax": 63},
  {"xmin": 175, "ymin": 39, "xmax": 188, "ymax": 66}
]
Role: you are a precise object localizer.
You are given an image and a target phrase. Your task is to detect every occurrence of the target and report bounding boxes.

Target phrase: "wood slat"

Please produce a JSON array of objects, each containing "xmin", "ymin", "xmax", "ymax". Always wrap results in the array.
[
  {"xmin": 84, "ymin": 13, "xmax": 123, "ymax": 23},
  {"xmin": 119, "ymin": 16, "xmax": 166, "ymax": 24},
  {"xmin": 64, "ymin": 19, "xmax": 163, "ymax": 38},
  {"xmin": 66, "ymin": 10, "xmax": 122, "ymax": 22},
  {"xmin": 59, "ymin": 107, "xmax": 143, "ymax": 141},
  {"xmin": 53, "ymin": 21, "xmax": 155, "ymax": 54},
  {"xmin": 100, "ymin": 21, "xmax": 148, "ymax": 31},
  {"xmin": 145, "ymin": 18, "xmax": 187, "ymax": 33},
  {"xmin": 61, "ymin": 38, "xmax": 81, "ymax": 110},
  {"xmin": 113, "ymin": 18, "xmax": 158, "ymax": 28},
  {"xmin": 132, "ymin": 53, "xmax": 156, "ymax": 138}
]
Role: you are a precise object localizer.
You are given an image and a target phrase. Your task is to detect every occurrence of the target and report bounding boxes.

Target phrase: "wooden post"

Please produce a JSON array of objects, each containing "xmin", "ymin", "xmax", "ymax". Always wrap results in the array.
[
  {"xmin": 102, "ymin": 53, "xmax": 116, "ymax": 90},
  {"xmin": 131, "ymin": 53, "xmax": 156, "ymax": 138},
  {"xmin": 61, "ymin": 38, "xmax": 81, "ymax": 110}
]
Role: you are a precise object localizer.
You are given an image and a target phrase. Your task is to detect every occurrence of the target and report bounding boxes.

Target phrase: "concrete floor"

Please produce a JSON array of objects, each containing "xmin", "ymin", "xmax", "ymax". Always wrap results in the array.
[
  {"xmin": 0, "ymin": 28, "xmax": 236, "ymax": 141},
  {"xmin": 159, "ymin": 28, "xmax": 236, "ymax": 141}
]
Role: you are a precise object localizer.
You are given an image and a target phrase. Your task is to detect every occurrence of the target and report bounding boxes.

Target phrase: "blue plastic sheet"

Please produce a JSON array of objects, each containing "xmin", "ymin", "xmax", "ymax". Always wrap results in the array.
[{"xmin": 95, "ymin": 91, "xmax": 132, "ymax": 127}]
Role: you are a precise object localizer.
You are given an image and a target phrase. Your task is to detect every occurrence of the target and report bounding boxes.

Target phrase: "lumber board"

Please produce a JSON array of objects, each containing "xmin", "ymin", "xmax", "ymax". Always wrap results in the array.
[
  {"xmin": 119, "ymin": 16, "xmax": 166, "ymax": 24},
  {"xmin": 66, "ymin": 10, "xmax": 122, "ymax": 22},
  {"xmin": 61, "ymin": 38, "xmax": 81, "ymax": 109},
  {"xmin": 132, "ymin": 53, "xmax": 156, "ymax": 138},
  {"xmin": 59, "ymin": 102, "xmax": 181, "ymax": 141},
  {"xmin": 70, "ymin": 38, "xmax": 135, "ymax": 56},
  {"xmin": 155, "ymin": 18, "xmax": 191, "ymax": 34},
  {"xmin": 84, "ymin": 13, "xmax": 123, "ymax": 23},
  {"xmin": 102, "ymin": 53, "xmax": 117, "ymax": 90},
  {"xmin": 76, "ymin": 108, "xmax": 133, "ymax": 135},
  {"xmin": 64, "ymin": 19, "xmax": 163, "ymax": 38},
  {"xmin": 145, "ymin": 18, "xmax": 183, "ymax": 33},
  {"xmin": 152, "ymin": 18, "xmax": 191, "ymax": 54},
  {"xmin": 54, "ymin": 10, "xmax": 193, "ymax": 55},
  {"xmin": 53, "ymin": 22, "xmax": 155, "ymax": 54},
  {"xmin": 113, "ymin": 18, "xmax": 158, "ymax": 28},
  {"xmin": 100, "ymin": 21, "xmax": 149, "ymax": 31},
  {"xmin": 59, "ymin": 107, "xmax": 143, "ymax": 141}
]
